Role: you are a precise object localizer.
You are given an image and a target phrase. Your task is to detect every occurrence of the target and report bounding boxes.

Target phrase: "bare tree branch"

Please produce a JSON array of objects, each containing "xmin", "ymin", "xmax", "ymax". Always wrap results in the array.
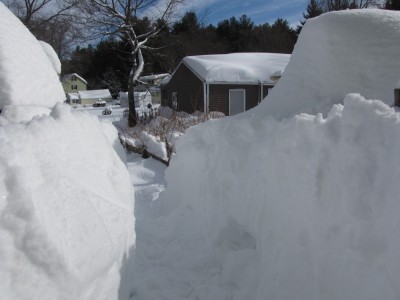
[{"xmin": 77, "ymin": 0, "xmax": 185, "ymax": 126}]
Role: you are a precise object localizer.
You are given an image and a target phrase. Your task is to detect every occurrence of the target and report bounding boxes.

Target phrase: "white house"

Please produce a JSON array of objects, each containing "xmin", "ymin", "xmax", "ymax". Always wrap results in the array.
[
  {"xmin": 66, "ymin": 89, "xmax": 112, "ymax": 106},
  {"xmin": 119, "ymin": 91, "xmax": 152, "ymax": 108}
]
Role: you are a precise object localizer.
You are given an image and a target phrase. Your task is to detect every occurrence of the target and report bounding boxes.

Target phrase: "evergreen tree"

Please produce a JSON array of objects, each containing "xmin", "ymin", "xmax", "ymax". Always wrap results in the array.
[
  {"xmin": 297, "ymin": 0, "xmax": 324, "ymax": 33},
  {"xmin": 385, "ymin": 0, "xmax": 400, "ymax": 10}
]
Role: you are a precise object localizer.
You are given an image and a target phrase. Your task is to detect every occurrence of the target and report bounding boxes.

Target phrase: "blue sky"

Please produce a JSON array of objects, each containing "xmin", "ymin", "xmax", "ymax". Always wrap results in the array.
[{"xmin": 185, "ymin": 0, "xmax": 310, "ymax": 27}]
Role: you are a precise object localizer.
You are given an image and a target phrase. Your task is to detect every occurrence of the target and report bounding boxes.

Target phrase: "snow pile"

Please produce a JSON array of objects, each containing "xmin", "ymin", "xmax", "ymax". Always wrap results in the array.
[
  {"xmin": 157, "ymin": 10, "xmax": 400, "ymax": 300},
  {"xmin": 0, "ymin": 3, "xmax": 65, "ymax": 109},
  {"xmin": 183, "ymin": 53, "xmax": 290, "ymax": 83},
  {"xmin": 261, "ymin": 9, "xmax": 400, "ymax": 118},
  {"xmin": 0, "ymin": 4, "xmax": 135, "ymax": 300},
  {"xmin": 0, "ymin": 105, "xmax": 135, "ymax": 300},
  {"xmin": 39, "ymin": 41, "xmax": 62, "ymax": 75}
]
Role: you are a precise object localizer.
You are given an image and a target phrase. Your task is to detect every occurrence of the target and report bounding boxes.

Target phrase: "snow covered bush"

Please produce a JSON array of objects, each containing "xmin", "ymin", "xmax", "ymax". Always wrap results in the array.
[{"xmin": 0, "ymin": 3, "xmax": 135, "ymax": 300}]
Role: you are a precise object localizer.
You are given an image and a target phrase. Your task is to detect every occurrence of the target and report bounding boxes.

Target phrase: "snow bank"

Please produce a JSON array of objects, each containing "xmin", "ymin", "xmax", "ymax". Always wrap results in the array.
[
  {"xmin": 159, "ymin": 10, "xmax": 400, "ymax": 300},
  {"xmin": 39, "ymin": 41, "xmax": 62, "ymax": 75},
  {"xmin": 0, "ymin": 4, "xmax": 135, "ymax": 300},
  {"xmin": 261, "ymin": 9, "xmax": 400, "ymax": 118},
  {"xmin": 0, "ymin": 105, "xmax": 134, "ymax": 300},
  {"xmin": 0, "ymin": 3, "xmax": 65, "ymax": 108}
]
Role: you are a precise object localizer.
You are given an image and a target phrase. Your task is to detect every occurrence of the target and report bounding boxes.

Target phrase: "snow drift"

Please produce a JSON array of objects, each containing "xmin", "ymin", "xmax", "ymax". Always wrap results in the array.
[
  {"xmin": 0, "ymin": 3, "xmax": 65, "ymax": 109},
  {"xmin": 0, "ymin": 4, "xmax": 134, "ymax": 300},
  {"xmin": 160, "ymin": 9, "xmax": 400, "ymax": 300},
  {"xmin": 260, "ymin": 9, "xmax": 400, "ymax": 118}
]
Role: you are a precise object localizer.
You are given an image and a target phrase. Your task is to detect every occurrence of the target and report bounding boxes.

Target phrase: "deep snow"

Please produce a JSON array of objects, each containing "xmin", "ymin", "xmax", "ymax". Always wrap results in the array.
[
  {"xmin": 260, "ymin": 9, "xmax": 400, "ymax": 118},
  {"xmin": 135, "ymin": 9, "xmax": 400, "ymax": 300},
  {"xmin": 0, "ymin": 4, "xmax": 64, "ymax": 109},
  {"xmin": 0, "ymin": 3, "xmax": 135, "ymax": 300},
  {"xmin": 3, "ymin": 4, "xmax": 400, "ymax": 300}
]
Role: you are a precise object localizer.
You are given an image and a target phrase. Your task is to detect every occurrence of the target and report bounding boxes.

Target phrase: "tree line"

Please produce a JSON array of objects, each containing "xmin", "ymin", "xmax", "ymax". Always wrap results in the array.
[
  {"xmin": 5, "ymin": 0, "xmax": 398, "ymax": 125},
  {"xmin": 62, "ymin": 12, "xmax": 297, "ymax": 94}
]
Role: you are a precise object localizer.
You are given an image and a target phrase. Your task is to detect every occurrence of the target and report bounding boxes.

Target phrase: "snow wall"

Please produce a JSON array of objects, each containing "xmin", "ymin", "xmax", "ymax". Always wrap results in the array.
[
  {"xmin": 259, "ymin": 9, "xmax": 400, "ymax": 119},
  {"xmin": 161, "ymin": 9, "xmax": 400, "ymax": 300},
  {"xmin": 0, "ymin": 3, "xmax": 135, "ymax": 300}
]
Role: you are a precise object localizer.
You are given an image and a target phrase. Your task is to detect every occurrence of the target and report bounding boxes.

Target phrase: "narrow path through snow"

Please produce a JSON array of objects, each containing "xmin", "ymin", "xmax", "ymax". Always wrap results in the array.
[{"xmin": 126, "ymin": 154, "xmax": 222, "ymax": 300}]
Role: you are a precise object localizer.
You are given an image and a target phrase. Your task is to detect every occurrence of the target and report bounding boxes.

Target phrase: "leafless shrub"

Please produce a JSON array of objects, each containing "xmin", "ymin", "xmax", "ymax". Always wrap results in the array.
[{"xmin": 117, "ymin": 106, "xmax": 224, "ymax": 164}]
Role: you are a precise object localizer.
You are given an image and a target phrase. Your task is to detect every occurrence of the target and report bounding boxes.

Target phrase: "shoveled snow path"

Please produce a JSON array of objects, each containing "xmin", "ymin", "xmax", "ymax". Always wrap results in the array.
[{"xmin": 127, "ymin": 154, "xmax": 217, "ymax": 300}]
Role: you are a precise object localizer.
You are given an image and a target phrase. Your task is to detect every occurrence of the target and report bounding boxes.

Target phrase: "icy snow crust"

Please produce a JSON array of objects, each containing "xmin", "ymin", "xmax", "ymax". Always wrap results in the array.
[
  {"xmin": 0, "ymin": 3, "xmax": 65, "ymax": 108},
  {"xmin": 183, "ymin": 52, "xmax": 290, "ymax": 83},
  {"xmin": 0, "ymin": 4, "xmax": 135, "ymax": 300},
  {"xmin": 158, "ymin": 10, "xmax": 400, "ymax": 300}
]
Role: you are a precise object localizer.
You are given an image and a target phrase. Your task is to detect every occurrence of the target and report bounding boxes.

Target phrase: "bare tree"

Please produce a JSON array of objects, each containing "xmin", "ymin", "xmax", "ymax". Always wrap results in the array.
[
  {"xmin": 5, "ymin": 0, "xmax": 82, "ymax": 59},
  {"xmin": 5, "ymin": 0, "xmax": 78, "ymax": 28},
  {"xmin": 78, "ymin": 0, "xmax": 185, "ymax": 127}
]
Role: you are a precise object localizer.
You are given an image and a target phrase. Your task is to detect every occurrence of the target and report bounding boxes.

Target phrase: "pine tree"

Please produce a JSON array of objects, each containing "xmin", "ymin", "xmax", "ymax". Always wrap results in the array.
[{"xmin": 297, "ymin": 0, "xmax": 324, "ymax": 33}]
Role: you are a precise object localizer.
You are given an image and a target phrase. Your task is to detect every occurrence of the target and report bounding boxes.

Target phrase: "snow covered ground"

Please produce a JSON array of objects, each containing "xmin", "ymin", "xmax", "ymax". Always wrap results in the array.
[
  {"xmin": 3, "ymin": 3, "xmax": 400, "ymax": 300},
  {"xmin": 128, "ymin": 9, "xmax": 400, "ymax": 300},
  {"xmin": 72, "ymin": 106, "xmax": 127, "ymax": 123}
]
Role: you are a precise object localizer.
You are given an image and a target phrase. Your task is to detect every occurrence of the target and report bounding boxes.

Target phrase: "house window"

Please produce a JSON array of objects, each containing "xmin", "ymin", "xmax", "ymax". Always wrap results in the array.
[
  {"xmin": 71, "ymin": 75, "xmax": 77, "ymax": 81},
  {"xmin": 229, "ymin": 89, "xmax": 246, "ymax": 116},
  {"xmin": 172, "ymin": 92, "xmax": 178, "ymax": 110},
  {"xmin": 71, "ymin": 85, "xmax": 78, "ymax": 90}
]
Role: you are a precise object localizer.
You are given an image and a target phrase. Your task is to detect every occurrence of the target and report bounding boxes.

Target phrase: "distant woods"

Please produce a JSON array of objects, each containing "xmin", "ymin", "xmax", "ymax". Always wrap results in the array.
[
  {"xmin": 6, "ymin": 0, "xmax": 396, "ymax": 93},
  {"xmin": 297, "ymin": 0, "xmax": 390, "ymax": 31},
  {"xmin": 62, "ymin": 12, "xmax": 297, "ymax": 91}
]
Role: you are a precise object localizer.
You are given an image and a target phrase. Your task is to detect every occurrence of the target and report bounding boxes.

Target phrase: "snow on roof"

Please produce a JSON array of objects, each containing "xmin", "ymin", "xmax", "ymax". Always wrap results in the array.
[
  {"xmin": 79, "ymin": 89, "xmax": 111, "ymax": 99},
  {"xmin": 62, "ymin": 73, "xmax": 88, "ymax": 84},
  {"xmin": 159, "ymin": 74, "xmax": 171, "ymax": 86},
  {"xmin": 139, "ymin": 73, "xmax": 170, "ymax": 82},
  {"xmin": 182, "ymin": 53, "xmax": 290, "ymax": 84},
  {"xmin": 67, "ymin": 92, "xmax": 80, "ymax": 100},
  {"xmin": 0, "ymin": 3, "xmax": 65, "ymax": 108}
]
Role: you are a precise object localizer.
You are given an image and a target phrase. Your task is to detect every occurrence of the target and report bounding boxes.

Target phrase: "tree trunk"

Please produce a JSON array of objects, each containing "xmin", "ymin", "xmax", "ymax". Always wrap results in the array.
[
  {"xmin": 128, "ymin": 48, "xmax": 144, "ymax": 126},
  {"xmin": 128, "ymin": 71, "xmax": 137, "ymax": 127}
]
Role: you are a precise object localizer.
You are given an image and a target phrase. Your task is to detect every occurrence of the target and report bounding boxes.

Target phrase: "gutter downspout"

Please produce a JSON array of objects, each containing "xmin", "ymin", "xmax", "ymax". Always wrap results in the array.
[
  {"xmin": 203, "ymin": 82, "xmax": 207, "ymax": 113},
  {"xmin": 203, "ymin": 82, "xmax": 209, "ymax": 114},
  {"xmin": 259, "ymin": 81, "xmax": 263, "ymax": 104},
  {"xmin": 206, "ymin": 83, "xmax": 209, "ymax": 114}
]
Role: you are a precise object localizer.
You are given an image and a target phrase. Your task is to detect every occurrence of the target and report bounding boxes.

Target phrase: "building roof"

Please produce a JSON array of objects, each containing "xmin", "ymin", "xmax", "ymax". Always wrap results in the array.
[
  {"xmin": 139, "ymin": 73, "xmax": 170, "ymax": 82},
  {"xmin": 66, "ymin": 92, "xmax": 79, "ymax": 100},
  {"xmin": 182, "ymin": 53, "xmax": 290, "ymax": 84},
  {"xmin": 78, "ymin": 89, "xmax": 111, "ymax": 99},
  {"xmin": 62, "ymin": 73, "xmax": 88, "ymax": 84}
]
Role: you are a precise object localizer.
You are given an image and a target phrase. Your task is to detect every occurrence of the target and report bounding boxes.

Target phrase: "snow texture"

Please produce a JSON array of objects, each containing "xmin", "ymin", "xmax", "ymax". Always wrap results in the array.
[
  {"xmin": 154, "ymin": 9, "xmax": 400, "ymax": 300},
  {"xmin": 0, "ymin": 4, "xmax": 135, "ymax": 300},
  {"xmin": 0, "ymin": 3, "xmax": 65, "ymax": 109},
  {"xmin": 183, "ymin": 52, "xmax": 290, "ymax": 83},
  {"xmin": 39, "ymin": 41, "xmax": 62, "ymax": 75},
  {"xmin": 261, "ymin": 9, "xmax": 400, "ymax": 119}
]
